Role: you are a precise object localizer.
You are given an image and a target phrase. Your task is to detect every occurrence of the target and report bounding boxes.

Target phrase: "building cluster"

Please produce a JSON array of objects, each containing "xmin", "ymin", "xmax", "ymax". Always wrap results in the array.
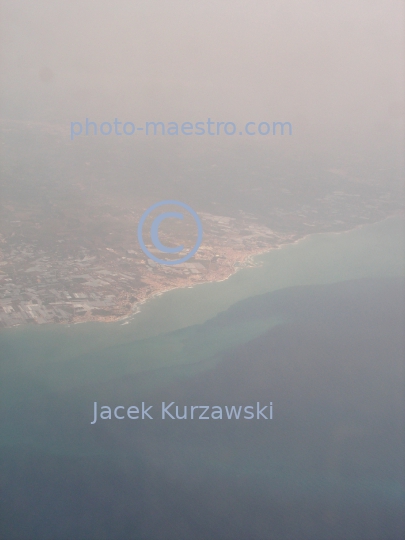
[{"xmin": 0, "ymin": 213, "xmax": 285, "ymax": 327}]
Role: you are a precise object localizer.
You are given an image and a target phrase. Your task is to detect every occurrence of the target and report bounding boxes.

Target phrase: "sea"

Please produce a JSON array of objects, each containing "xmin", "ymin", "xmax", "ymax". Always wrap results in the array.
[{"xmin": 1, "ymin": 215, "xmax": 404, "ymax": 539}]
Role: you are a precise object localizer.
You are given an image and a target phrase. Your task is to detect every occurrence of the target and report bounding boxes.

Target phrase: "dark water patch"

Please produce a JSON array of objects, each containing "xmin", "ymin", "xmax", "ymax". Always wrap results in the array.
[{"xmin": 1, "ymin": 278, "xmax": 404, "ymax": 539}]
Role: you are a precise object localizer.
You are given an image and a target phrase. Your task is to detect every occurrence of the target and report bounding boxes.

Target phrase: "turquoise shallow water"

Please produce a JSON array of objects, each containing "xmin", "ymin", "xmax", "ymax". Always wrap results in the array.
[
  {"xmin": 0, "ymin": 215, "xmax": 403, "ymax": 405},
  {"xmin": 0, "ymin": 215, "xmax": 404, "ymax": 377}
]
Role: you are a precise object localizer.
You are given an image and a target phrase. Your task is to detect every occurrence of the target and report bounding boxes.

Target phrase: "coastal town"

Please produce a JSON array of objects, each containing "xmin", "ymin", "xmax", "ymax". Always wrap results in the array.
[
  {"xmin": 0, "ymin": 208, "xmax": 288, "ymax": 327},
  {"xmin": 0, "ymin": 185, "xmax": 400, "ymax": 328}
]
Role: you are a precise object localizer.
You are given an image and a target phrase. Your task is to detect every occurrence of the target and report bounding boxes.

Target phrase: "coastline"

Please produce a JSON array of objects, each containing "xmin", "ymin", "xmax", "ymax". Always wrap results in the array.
[
  {"xmin": 103, "ymin": 242, "xmax": 286, "ymax": 325},
  {"xmin": 1, "ymin": 213, "xmax": 403, "ymax": 330},
  {"xmin": 85, "ymin": 212, "xmax": 404, "ymax": 327}
]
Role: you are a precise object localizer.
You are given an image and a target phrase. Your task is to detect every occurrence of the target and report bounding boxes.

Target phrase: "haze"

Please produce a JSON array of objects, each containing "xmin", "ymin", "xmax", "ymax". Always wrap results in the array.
[{"xmin": 1, "ymin": 0, "xmax": 403, "ymax": 159}]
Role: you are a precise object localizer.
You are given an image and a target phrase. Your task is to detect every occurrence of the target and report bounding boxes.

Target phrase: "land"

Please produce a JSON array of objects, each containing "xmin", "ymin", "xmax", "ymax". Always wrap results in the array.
[
  {"xmin": 0, "ymin": 196, "xmax": 401, "ymax": 328},
  {"xmin": 0, "ymin": 204, "xmax": 292, "ymax": 327},
  {"xmin": 0, "ymin": 120, "xmax": 403, "ymax": 327}
]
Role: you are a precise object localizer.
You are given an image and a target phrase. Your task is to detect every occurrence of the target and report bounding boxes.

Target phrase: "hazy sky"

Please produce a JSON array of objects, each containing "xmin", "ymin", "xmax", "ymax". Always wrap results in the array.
[{"xmin": 1, "ymin": 0, "xmax": 404, "ymax": 156}]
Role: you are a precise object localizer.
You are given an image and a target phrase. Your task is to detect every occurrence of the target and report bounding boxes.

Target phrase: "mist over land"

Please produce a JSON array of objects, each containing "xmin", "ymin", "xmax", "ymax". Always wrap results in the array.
[
  {"xmin": 1, "ymin": 1, "xmax": 404, "ymax": 327},
  {"xmin": 1, "ymin": 1, "xmax": 404, "ymax": 326}
]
